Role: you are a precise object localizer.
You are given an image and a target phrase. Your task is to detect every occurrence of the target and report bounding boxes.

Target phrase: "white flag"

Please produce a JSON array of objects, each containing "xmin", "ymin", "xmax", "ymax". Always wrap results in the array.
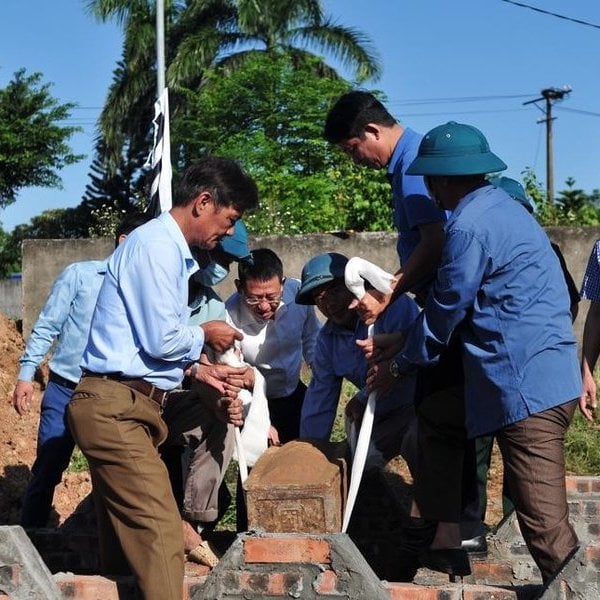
[{"xmin": 146, "ymin": 87, "xmax": 172, "ymax": 216}]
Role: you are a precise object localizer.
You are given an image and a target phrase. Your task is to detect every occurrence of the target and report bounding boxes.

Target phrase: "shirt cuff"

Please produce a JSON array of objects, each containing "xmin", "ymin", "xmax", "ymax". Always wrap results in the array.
[{"xmin": 18, "ymin": 364, "xmax": 36, "ymax": 382}]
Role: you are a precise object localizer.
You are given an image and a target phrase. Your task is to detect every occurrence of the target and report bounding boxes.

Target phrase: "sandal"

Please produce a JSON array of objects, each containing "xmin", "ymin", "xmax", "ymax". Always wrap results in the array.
[{"xmin": 187, "ymin": 540, "xmax": 220, "ymax": 568}]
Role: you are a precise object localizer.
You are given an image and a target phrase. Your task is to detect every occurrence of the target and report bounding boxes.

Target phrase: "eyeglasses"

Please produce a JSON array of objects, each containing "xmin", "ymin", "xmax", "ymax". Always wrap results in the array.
[{"xmin": 243, "ymin": 293, "xmax": 282, "ymax": 307}]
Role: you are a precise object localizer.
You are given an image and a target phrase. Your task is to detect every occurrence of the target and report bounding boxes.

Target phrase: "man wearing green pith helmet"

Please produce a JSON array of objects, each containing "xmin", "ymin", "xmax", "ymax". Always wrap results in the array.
[{"xmin": 367, "ymin": 121, "xmax": 581, "ymax": 585}]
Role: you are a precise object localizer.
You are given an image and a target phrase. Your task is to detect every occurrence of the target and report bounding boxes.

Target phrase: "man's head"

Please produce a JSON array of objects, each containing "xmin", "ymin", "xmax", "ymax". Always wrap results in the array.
[
  {"xmin": 236, "ymin": 248, "xmax": 284, "ymax": 321},
  {"xmin": 489, "ymin": 176, "xmax": 535, "ymax": 213},
  {"xmin": 296, "ymin": 252, "xmax": 357, "ymax": 329},
  {"xmin": 192, "ymin": 219, "xmax": 253, "ymax": 288},
  {"xmin": 172, "ymin": 157, "xmax": 259, "ymax": 249},
  {"xmin": 324, "ymin": 90, "xmax": 399, "ymax": 169},
  {"xmin": 114, "ymin": 211, "xmax": 154, "ymax": 247},
  {"xmin": 406, "ymin": 121, "xmax": 507, "ymax": 211}
]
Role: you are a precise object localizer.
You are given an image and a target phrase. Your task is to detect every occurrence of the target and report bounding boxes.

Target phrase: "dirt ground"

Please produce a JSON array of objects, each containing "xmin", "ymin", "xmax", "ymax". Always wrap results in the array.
[{"xmin": 0, "ymin": 310, "xmax": 505, "ymax": 529}]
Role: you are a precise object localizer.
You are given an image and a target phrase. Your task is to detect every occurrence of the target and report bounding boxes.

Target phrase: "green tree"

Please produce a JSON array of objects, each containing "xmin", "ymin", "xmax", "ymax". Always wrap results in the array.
[
  {"xmin": 86, "ymin": 0, "xmax": 381, "ymax": 174},
  {"xmin": 174, "ymin": 52, "xmax": 391, "ymax": 234},
  {"xmin": 0, "ymin": 69, "xmax": 83, "ymax": 207},
  {"xmin": 524, "ymin": 168, "xmax": 600, "ymax": 226}
]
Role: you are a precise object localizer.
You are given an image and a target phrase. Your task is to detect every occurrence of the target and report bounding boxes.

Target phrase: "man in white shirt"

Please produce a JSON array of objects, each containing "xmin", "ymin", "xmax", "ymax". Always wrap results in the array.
[{"xmin": 225, "ymin": 248, "xmax": 321, "ymax": 445}]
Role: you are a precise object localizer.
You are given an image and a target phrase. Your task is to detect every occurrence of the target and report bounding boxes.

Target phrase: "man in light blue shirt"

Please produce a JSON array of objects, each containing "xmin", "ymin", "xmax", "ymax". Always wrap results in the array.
[
  {"xmin": 67, "ymin": 157, "xmax": 259, "ymax": 600},
  {"xmin": 12, "ymin": 212, "xmax": 151, "ymax": 527},
  {"xmin": 370, "ymin": 122, "xmax": 581, "ymax": 583}
]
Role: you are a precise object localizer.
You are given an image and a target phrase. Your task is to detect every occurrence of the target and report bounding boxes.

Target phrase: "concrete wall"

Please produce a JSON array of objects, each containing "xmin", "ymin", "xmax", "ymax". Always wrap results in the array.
[
  {"xmin": 19, "ymin": 228, "xmax": 600, "ymax": 347},
  {"xmin": 0, "ymin": 280, "xmax": 22, "ymax": 320}
]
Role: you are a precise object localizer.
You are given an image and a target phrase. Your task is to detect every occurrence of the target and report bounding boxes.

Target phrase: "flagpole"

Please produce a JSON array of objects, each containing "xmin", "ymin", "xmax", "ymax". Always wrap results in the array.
[{"xmin": 156, "ymin": 0, "xmax": 166, "ymax": 96}]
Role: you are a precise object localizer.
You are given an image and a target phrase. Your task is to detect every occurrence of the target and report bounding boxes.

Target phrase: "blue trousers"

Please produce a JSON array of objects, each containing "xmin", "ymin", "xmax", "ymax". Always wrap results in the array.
[{"xmin": 21, "ymin": 379, "xmax": 75, "ymax": 527}]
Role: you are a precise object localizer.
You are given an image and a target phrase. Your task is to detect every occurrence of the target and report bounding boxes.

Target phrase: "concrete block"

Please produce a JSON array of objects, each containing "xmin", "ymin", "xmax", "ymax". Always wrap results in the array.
[
  {"xmin": 197, "ymin": 532, "xmax": 387, "ymax": 599},
  {"xmin": 245, "ymin": 440, "xmax": 347, "ymax": 534},
  {"xmin": 0, "ymin": 525, "xmax": 61, "ymax": 600}
]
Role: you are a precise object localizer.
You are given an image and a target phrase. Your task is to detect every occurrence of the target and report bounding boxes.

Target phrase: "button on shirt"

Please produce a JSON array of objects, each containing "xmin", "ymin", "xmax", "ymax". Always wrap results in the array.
[
  {"xmin": 395, "ymin": 184, "xmax": 581, "ymax": 438},
  {"xmin": 388, "ymin": 127, "xmax": 446, "ymax": 267},
  {"xmin": 225, "ymin": 278, "xmax": 321, "ymax": 397},
  {"xmin": 81, "ymin": 212, "xmax": 204, "ymax": 390},
  {"xmin": 581, "ymin": 239, "xmax": 600, "ymax": 302},
  {"xmin": 18, "ymin": 260, "xmax": 108, "ymax": 384},
  {"xmin": 300, "ymin": 294, "xmax": 420, "ymax": 440}
]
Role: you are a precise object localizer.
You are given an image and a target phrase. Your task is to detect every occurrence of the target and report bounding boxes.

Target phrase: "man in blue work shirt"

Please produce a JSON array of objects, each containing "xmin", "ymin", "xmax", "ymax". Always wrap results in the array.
[
  {"xmin": 324, "ymin": 90, "xmax": 445, "ymax": 309},
  {"xmin": 368, "ymin": 122, "xmax": 581, "ymax": 584},
  {"xmin": 12, "ymin": 212, "xmax": 151, "ymax": 527},
  {"xmin": 67, "ymin": 157, "xmax": 259, "ymax": 600},
  {"xmin": 325, "ymin": 91, "xmax": 485, "ymax": 566},
  {"xmin": 297, "ymin": 251, "xmax": 419, "ymax": 472}
]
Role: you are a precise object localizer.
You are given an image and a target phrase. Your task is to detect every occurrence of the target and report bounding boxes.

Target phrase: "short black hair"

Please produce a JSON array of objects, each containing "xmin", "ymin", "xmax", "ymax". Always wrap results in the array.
[
  {"xmin": 238, "ymin": 248, "xmax": 283, "ymax": 285},
  {"xmin": 324, "ymin": 90, "xmax": 396, "ymax": 144},
  {"xmin": 173, "ymin": 156, "xmax": 259, "ymax": 213},
  {"xmin": 114, "ymin": 211, "xmax": 153, "ymax": 246}
]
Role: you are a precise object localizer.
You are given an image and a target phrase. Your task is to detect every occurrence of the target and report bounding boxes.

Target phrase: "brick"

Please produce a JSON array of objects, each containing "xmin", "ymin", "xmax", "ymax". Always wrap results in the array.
[
  {"xmin": 385, "ymin": 582, "xmax": 459, "ymax": 599},
  {"xmin": 462, "ymin": 585, "xmax": 517, "ymax": 599},
  {"xmin": 471, "ymin": 560, "xmax": 515, "ymax": 583},
  {"xmin": 244, "ymin": 537, "xmax": 331, "ymax": 564},
  {"xmin": 585, "ymin": 544, "xmax": 600, "ymax": 568},
  {"xmin": 585, "ymin": 501, "xmax": 599, "ymax": 516},
  {"xmin": 0, "ymin": 564, "xmax": 20, "ymax": 587},
  {"xmin": 245, "ymin": 440, "xmax": 347, "ymax": 533},
  {"xmin": 55, "ymin": 574, "xmax": 122, "ymax": 599},
  {"xmin": 239, "ymin": 571, "xmax": 302, "ymax": 595},
  {"xmin": 183, "ymin": 575, "xmax": 209, "ymax": 600},
  {"xmin": 314, "ymin": 569, "xmax": 338, "ymax": 594}
]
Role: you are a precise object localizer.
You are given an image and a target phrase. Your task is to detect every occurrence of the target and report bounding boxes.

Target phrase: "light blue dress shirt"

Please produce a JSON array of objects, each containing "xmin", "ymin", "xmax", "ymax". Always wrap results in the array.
[
  {"xmin": 81, "ymin": 212, "xmax": 204, "ymax": 390},
  {"xmin": 300, "ymin": 294, "xmax": 419, "ymax": 440},
  {"xmin": 18, "ymin": 260, "xmax": 108, "ymax": 384},
  {"xmin": 388, "ymin": 127, "xmax": 447, "ymax": 267},
  {"xmin": 395, "ymin": 184, "xmax": 581, "ymax": 438}
]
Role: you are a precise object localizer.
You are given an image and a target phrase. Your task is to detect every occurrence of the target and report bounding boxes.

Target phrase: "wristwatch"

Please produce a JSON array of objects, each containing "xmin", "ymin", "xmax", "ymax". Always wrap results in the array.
[{"xmin": 389, "ymin": 359, "xmax": 401, "ymax": 379}]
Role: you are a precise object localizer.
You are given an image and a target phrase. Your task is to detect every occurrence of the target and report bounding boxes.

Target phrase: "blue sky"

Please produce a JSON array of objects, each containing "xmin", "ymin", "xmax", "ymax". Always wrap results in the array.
[{"xmin": 1, "ymin": 0, "xmax": 599, "ymax": 232}]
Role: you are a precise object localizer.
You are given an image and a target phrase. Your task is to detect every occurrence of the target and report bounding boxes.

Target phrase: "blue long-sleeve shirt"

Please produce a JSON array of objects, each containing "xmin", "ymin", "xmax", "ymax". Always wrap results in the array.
[
  {"xmin": 81, "ymin": 212, "xmax": 204, "ymax": 390},
  {"xmin": 300, "ymin": 294, "xmax": 419, "ymax": 440},
  {"xmin": 395, "ymin": 184, "xmax": 581, "ymax": 438},
  {"xmin": 18, "ymin": 260, "xmax": 108, "ymax": 384},
  {"xmin": 388, "ymin": 127, "xmax": 446, "ymax": 267}
]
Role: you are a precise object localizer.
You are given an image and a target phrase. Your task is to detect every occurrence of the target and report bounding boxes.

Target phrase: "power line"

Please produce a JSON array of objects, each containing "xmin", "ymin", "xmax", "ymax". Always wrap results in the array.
[
  {"xmin": 386, "ymin": 93, "xmax": 534, "ymax": 106},
  {"xmin": 499, "ymin": 0, "xmax": 600, "ymax": 30}
]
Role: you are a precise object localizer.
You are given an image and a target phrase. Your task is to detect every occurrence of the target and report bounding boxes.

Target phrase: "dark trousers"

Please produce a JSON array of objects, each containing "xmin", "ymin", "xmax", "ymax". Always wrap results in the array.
[
  {"xmin": 413, "ymin": 339, "xmax": 483, "ymax": 538},
  {"xmin": 476, "ymin": 435, "xmax": 514, "ymax": 524},
  {"xmin": 496, "ymin": 400, "xmax": 578, "ymax": 583},
  {"xmin": 21, "ymin": 378, "xmax": 75, "ymax": 527},
  {"xmin": 267, "ymin": 380, "xmax": 307, "ymax": 444}
]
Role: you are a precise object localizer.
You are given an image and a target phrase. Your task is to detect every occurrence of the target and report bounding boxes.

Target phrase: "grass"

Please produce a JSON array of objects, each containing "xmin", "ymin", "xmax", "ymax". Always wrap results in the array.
[
  {"xmin": 67, "ymin": 447, "xmax": 89, "ymax": 473},
  {"xmin": 565, "ymin": 410, "xmax": 600, "ymax": 474}
]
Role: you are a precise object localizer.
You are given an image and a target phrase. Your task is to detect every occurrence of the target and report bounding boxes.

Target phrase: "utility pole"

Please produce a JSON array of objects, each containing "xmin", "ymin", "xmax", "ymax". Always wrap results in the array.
[{"xmin": 523, "ymin": 86, "xmax": 571, "ymax": 203}]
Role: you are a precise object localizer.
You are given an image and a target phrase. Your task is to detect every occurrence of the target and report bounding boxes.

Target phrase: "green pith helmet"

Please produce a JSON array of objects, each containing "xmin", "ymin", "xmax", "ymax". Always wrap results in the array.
[
  {"xmin": 296, "ymin": 252, "xmax": 349, "ymax": 305},
  {"xmin": 489, "ymin": 176, "xmax": 535, "ymax": 213},
  {"xmin": 406, "ymin": 121, "xmax": 507, "ymax": 176}
]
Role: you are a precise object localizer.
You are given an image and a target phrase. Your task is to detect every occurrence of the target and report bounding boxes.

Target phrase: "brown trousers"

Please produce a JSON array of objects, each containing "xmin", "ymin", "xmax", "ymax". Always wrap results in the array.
[
  {"xmin": 497, "ymin": 400, "xmax": 578, "ymax": 583},
  {"xmin": 161, "ymin": 385, "xmax": 235, "ymax": 524},
  {"xmin": 67, "ymin": 377, "xmax": 184, "ymax": 600}
]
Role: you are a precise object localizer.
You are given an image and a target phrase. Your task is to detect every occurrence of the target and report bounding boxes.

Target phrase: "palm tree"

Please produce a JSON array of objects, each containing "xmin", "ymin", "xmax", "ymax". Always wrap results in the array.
[{"xmin": 87, "ymin": 0, "xmax": 381, "ymax": 174}]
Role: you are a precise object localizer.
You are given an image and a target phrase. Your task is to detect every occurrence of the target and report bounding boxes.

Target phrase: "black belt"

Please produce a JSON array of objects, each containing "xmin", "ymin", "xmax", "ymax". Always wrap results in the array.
[
  {"xmin": 82, "ymin": 371, "xmax": 169, "ymax": 409},
  {"xmin": 49, "ymin": 371, "xmax": 78, "ymax": 391}
]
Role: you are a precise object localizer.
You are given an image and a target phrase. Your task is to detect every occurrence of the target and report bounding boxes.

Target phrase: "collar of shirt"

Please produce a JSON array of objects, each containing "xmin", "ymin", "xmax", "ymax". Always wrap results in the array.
[
  {"xmin": 158, "ymin": 211, "xmax": 199, "ymax": 277},
  {"xmin": 387, "ymin": 127, "xmax": 421, "ymax": 181}
]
